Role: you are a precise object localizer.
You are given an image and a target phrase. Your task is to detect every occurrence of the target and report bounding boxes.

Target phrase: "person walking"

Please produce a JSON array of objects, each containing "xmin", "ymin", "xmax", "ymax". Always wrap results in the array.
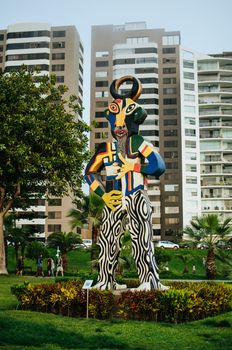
[
  {"xmin": 56, "ymin": 256, "xmax": 64, "ymax": 277},
  {"xmin": 16, "ymin": 256, "xmax": 24, "ymax": 276},
  {"xmin": 36, "ymin": 255, "xmax": 44, "ymax": 277}
]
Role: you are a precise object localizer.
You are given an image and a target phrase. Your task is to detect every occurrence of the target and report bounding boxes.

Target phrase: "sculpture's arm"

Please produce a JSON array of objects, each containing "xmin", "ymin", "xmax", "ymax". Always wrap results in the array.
[
  {"xmin": 85, "ymin": 143, "xmax": 122, "ymax": 211},
  {"xmin": 116, "ymin": 139, "xmax": 166, "ymax": 179}
]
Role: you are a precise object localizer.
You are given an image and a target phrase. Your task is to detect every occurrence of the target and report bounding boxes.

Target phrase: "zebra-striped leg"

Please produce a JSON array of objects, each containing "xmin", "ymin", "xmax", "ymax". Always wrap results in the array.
[
  {"xmin": 93, "ymin": 205, "xmax": 126, "ymax": 290},
  {"xmin": 126, "ymin": 190, "xmax": 162, "ymax": 290}
]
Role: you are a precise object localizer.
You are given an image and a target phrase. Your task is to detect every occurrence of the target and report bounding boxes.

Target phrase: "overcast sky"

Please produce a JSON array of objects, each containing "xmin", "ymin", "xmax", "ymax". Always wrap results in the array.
[{"xmin": 1, "ymin": 0, "xmax": 231, "ymax": 121}]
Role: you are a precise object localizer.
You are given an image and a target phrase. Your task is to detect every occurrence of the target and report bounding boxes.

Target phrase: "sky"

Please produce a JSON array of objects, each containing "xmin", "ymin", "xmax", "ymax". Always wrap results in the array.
[{"xmin": 1, "ymin": 0, "xmax": 231, "ymax": 122}]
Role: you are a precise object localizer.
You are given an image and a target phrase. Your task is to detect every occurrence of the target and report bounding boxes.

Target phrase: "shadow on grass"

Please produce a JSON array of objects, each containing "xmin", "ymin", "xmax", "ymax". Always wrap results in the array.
[{"xmin": 0, "ymin": 312, "xmax": 143, "ymax": 350}]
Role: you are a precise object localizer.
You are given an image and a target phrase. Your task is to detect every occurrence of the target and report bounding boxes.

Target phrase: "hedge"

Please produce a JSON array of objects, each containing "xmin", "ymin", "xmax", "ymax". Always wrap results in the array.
[{"xmin": 11, "ymin": 281, "xmax": 232, "ymax": 323}]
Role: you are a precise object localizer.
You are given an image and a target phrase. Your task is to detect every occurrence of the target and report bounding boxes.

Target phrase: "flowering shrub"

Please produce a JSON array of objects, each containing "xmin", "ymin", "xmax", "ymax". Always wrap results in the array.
[{"xmin": 11, "ymin": 281, "xmax": 232, "ymax": 323}]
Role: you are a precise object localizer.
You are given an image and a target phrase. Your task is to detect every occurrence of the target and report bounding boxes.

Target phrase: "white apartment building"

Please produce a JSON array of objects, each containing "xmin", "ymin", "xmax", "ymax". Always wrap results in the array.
[{"xmin": 198, "ymin": 52, "xmax": 232, "ymax": 221}]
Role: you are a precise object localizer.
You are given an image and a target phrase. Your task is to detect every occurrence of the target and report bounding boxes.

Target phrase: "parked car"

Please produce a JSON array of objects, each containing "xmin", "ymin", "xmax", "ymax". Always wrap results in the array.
[
  {"xmin": 74, "ymin": 239, "xmax": 92, "ymax": 249},
  {"xmin": 197, "ymin": 242, "xmax": 209, "ymax": 249},
  {"xmin": 82, "ymin": 239, "xmax": 92, "ymax": 248},
  {"xmin": 156, "ymin": 240, "xmax": 179, "ymax": 249}
]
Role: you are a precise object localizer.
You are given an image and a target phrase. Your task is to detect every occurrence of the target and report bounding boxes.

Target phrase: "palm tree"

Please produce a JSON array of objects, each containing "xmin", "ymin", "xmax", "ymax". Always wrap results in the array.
[
  {"xmin": 46, "ymin": 231, "xmax": 82, "ymax": 270},
  {"xmin": 67, "ymin": 193, "xmax": 104, "ymax": 259},
  {"xmin": 183, "ymin": 214, "xmax": 232, "ymax": 279},
  {"xmin": 176, "ymin": 253, "xmax": 193, "ymax": 274}
]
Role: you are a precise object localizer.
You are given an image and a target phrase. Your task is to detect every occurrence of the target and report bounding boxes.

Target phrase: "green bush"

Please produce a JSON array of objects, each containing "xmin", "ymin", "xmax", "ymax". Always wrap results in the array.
[{"xmin": 11, "ymin": 281, "xmax": 232, "ymax": 323}]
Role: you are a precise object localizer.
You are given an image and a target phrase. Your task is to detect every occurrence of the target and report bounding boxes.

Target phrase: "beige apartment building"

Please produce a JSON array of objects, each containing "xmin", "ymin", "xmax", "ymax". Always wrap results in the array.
[
  {"xmin": 90, "ymin": 22, "xmax": 201, "ymax": 240},
  {"xmin": 0, "ymin": 23, "xmax": 84, "ymax": 239}
]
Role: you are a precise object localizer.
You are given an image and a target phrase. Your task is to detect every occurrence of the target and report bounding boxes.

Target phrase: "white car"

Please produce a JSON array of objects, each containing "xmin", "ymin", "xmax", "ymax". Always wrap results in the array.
[{"xmin": 156, "ymin": 240, "xmax": 179, "ymax": 249}]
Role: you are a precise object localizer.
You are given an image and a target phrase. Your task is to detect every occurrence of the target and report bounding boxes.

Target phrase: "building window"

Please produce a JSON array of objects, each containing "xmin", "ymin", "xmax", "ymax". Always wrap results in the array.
[
  {"xmin": 186, "ymin": 176, "xmax": 197, "ymax": 184},
  {"xmin": 56, "ymin": 76, "xmax": 64, "ymax": 83},
  {"xmin": 185, "ymin": 129, "xmax": 196, "ymax": 136},
  {"xmin": 184, "ymin": 106, "xmax": 196, "ymax": 113},
  {"xmin": 52, "ymin": 53, "xmax": 65, "ymax": 60},
  {"xmin": 184, "ymin": 94, "xmax": 195, "ymax": 102},
  {"xmin": 7, "ymin": 42, "xmax": 50, "ymax": 50},
  {"xmin": 96, "ymin": 61, "xmax": 109, "ymax": 67},
  {"xmin": 162, "ymin": 47, "xmax": 176, "ymax": 54},
  {"xmin": 96, "ymin": 51, "xmax": 109, "ymax": 58},
  {"xmin": 95, "ymin": 91, "xmax": 109, "ymax": 98},
  {"xmin": 163, "ymin": 88, "xmax": 176, "ymax": 94},
  {"xmin": 165, "ymin": 206, "xmax": 179, "ymax": 214},
  {"xmin": 163, "ymin": 98, "xmax": 177, "ymax": 105},
  {"xmin": 48, "ymin": 224, "xmax": 62, "ymax": 232},
  {"xmin": 163, "ymin": 108, "xmax": 177, "ymax": 115},
  {"xmin": 95, "ymin": 122, "xmax": 108, "ymax": 128},
  {"xmin": 140, "ymin": 130, "xmax": 159, "ymax": 137},
  {"xmin": 52, "ymin": 64, "xmax": 64, "ymax": 72},
  {"xmin": 0, "ymin": 34, "xmax": 4, "ymax": 41},
  {"xmin": 53, "ymin": 31, "xmax": 66, "ymax": 37},
  {"xmin": 163, "ymin": 57, "xmax": 176, "ymax": 64},
  {"xmin": 126, "ymin": 37, "xmax": 149, "ymax": 44},
  {"xmin": 184, "ymin": 83, "xmax": 195, "ymax": 91},
  {"xmin": 164, "ymin": 119, "xmax": 177, "ymax": 126},
  {"xmin": 6, "ymin": 53, "xmax": 49, "ymax": 61},
  {"xmin": 96, "ymin": 81, "xmax": 108, "ymax": 87},
  {"xmin": 164, "ymin": 130, "xmax": 177, "ymax": 136},
  {"xmin": 139, "ymin": 77, "xmax": 158, "ymax": 84},
  {"xmin": 186, "ymin": 164, "xmax": 197, "ymax": 172},
  {"xmin": 165, "ymin": 184, "xmax": 179, "ymax": 192},
  {"xmin": 164, "ymin": 140, "xmax": 178, "ymax": 147},
  {"xmin": 96, "ymin": 71, "xmax": 108, "ymax": 78},
  {"xmin": 138, "ymin": 98, "xmax": 158, "ymax": 105},
  {"xmin": 96, "ymin": 101, "xmax": 108, "ymax": 108},
  {"xmin": 7, "ymin": 30, "xmax": 50, "ymax": 39},
  {"xmin": 164, "ymin": 151, "xmax": 178, "ymax": 159},
  {"xmin": 48, "ymin": 211, "xmax": 62, "ymax": 219},
  {"xmin": 113, "ymin": 58, "xmax": 135, "ymax": 65},
  {"xmin": 53, "ymin": 42, "xmax": 65, "ymax": 49},
  {"xmin": 135, "ymin": 47, "xmax": 157, "ymax": 54},
  {"xmin": 165, "ymin": 218, "xmax": 179, "ymax": 224},
  {"xmin": 185, "ymin": 140, "xmax": 196, "ymax": 148},
  {"xmin": 163, "ymin": 77, "xmax": 176, "ymax": 84},
  {"xmin": 185, "ymin": 117, "xmax": 196, "ymax": 125},
  {"xmin": 163, "ymin": 67, "xmax": 176, "ymax": 74},
  {"xmin": 183, "ymin": 60, "xmax": 194, "ymax": 69},
  {"xmin": 184, "ymin": 72, "xmax": 194, "ymax": 80},
  {"xmin": 162, "ymin": 35, "xmax": 180, "ymax": 45},
  {"xmin": 135, "ymin": 67, "xmax": 158, "ymax": 74},
  {"xmin": 48, "ymin": 198, "xmax": 62, "ymax": 206},
  {"xmin": 166, "ymin": 162, "xmax": 178, "ymax": 169}
]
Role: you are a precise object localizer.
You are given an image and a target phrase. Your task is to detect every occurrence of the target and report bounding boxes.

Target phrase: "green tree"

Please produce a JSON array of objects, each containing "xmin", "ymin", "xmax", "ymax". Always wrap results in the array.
[
  {"xmin": 0, "ymin": 68, "xmax": 89, "ymax": 274},
  {"xmin": 183, "ymin": 214, "xmax": 232, "ymax": 279},
  {"xmin": 67, "ymin": 192, "xmax": 104, "ymax": 259},
  {"xmin": 176, "ymin": 253, "xmax": 193, "ymax": 274},
  {"xmin": 26, "ymin": 241, "xmax": 49, "ymax": 261},
  {"xmin": 46, "ymin": 231, "xmax": 82, "ymax": 270}
]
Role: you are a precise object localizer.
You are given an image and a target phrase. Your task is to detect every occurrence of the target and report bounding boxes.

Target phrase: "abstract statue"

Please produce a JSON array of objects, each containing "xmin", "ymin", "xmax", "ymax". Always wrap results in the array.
[{"xmin": 85, "ymin": 76, "xmax": 167, "ymax": 291}]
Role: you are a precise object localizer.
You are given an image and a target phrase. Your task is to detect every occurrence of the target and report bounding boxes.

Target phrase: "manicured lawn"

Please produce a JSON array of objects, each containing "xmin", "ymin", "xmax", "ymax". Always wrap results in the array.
[{"xmin": 0, "ymin": 275, "xmax": 232, "ymax": 350}]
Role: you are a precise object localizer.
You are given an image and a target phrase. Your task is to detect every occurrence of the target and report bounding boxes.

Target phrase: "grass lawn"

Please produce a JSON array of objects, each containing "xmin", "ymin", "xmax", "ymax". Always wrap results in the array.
[
  {"xmin": 6, "ymin": 246, "xmax": 232, "ymax": 280},
  {"xmin": 0, "ymin": 275, "xmax": 232, "ymax": 350}
]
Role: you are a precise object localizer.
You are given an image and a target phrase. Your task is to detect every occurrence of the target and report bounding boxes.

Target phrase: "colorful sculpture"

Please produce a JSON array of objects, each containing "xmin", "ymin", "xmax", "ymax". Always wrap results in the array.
[{"xmin": 85, "ymin": 76, "xmax": 166, "ymax": 290}]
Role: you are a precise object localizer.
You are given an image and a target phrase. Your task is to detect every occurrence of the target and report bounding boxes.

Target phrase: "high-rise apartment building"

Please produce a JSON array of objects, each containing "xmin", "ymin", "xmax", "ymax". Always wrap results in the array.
[
  {"xmin": 0, "ymin": 23, "xmax": 84, "ymax": 239},
  {"xmin": 90, "ymin": 22, "xmax": 201, "ymax": 240},
  {"xmin": 198, "ymin": 52, "xmax": 232, "ymax": 221}
]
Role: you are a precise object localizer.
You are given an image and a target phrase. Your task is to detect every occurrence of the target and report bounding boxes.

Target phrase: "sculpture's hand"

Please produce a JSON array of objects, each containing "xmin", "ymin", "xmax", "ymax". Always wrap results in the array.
[
  {"xmin": 102, "ymin": 190, "xmax": 122, "ymax": 211},
  {"xmin": 116, "ymin": 153, "xmax": 135, "ymax": 180}
]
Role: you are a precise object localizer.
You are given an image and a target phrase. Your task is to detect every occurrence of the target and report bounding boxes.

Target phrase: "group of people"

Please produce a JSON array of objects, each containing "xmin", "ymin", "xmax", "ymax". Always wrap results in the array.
[
  {"xmin": 36, "ymin": 255, "xmax": 64, "ymax": 277},
  {"xmin": 16, "ymin": 255, "xmax": 64, "ymax": 277}
]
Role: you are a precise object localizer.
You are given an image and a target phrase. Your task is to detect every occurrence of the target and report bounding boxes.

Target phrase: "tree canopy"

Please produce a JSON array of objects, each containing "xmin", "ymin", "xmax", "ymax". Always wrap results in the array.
[{"xmin": 0, "ymin": 68, "xmax": 90, "ymax": 274}]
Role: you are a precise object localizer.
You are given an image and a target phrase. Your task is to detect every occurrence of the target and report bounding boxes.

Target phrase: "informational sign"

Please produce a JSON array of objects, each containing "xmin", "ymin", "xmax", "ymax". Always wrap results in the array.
[{"xmin": 82, "ymin": 280, "xmax": 93, "ymax": 290}]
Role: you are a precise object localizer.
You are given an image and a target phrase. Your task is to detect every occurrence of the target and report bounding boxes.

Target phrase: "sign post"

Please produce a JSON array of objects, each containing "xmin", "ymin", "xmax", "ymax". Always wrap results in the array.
[{"xmin": 82, "ymin": 280, "xmax": 93, "ymax": 319}]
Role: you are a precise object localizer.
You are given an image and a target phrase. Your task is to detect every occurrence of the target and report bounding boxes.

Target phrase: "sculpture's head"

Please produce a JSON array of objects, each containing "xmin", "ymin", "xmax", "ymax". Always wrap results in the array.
[{"xmin": 104, "ymin": 76, "xmax": 147, "ymax": 139}]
